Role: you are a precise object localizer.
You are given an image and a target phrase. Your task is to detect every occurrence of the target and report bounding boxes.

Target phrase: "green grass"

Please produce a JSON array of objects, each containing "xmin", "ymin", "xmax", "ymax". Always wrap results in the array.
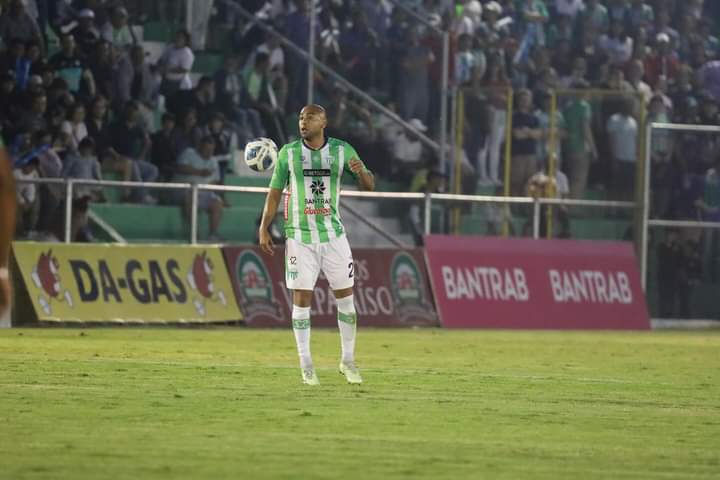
[{"xmin": 1, "ymin": 329, "xmax": 719, "ymax": 479}]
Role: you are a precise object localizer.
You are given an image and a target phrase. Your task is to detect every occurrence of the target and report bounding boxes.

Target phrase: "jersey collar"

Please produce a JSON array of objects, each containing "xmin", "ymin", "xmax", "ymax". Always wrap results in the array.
[{"xmin": 302, "ymin": 136, "xmax": 328, "ymax": 151}]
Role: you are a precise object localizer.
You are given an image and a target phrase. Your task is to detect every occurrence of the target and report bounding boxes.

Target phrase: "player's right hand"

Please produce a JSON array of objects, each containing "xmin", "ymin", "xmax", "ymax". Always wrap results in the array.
[{"xmin": 259, "ymin": 229, "xmax": 274, "ymax": 256}]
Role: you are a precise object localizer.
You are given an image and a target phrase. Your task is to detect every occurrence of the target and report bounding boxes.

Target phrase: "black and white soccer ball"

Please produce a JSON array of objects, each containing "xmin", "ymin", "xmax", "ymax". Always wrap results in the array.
[{"xmin": 243, "ymin": 137, "xmax": 278, "ymax": 172}]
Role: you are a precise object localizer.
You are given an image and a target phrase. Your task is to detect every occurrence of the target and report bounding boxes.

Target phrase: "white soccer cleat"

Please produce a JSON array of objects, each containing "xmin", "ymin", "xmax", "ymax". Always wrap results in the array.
[
  {"xmin": 301, "ymin": 367, "xmax": 320, "ymax": 386},
  {"xmin": 339, "ymin": 361, "xmax": 363, "ymax": 384}
]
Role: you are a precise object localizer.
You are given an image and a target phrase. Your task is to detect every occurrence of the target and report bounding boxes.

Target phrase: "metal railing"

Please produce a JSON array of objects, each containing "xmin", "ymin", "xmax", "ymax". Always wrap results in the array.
[
  {"xmin": 641, "ymin": 122, "xmax": 720, "ymax": 291},
  {"xmin": 15, "ymin": 177, "xmax": 637, "ymax": 245}
]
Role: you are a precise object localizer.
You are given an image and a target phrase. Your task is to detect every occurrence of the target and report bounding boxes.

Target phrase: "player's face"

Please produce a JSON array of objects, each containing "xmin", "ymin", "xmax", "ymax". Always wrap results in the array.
[{"xmin": 298, "ymin": 108, "xmax": 326, "ymax": 140}]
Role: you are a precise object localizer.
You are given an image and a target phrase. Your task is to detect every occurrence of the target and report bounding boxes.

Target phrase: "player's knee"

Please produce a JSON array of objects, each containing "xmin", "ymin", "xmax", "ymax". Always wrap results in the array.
[{"xmin": 293, "ymin": 289, "xmax": 313, "ymax": 308}]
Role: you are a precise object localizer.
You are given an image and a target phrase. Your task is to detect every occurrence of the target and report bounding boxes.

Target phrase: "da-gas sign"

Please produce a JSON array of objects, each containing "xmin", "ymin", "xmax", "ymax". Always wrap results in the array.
[
  {"xmin": 223, "ymin": 247, "xmax": 438, "ymax": 328},
  {"xmin": 12, "ymin": 242, "xmax": 242, "ymax": 323}
]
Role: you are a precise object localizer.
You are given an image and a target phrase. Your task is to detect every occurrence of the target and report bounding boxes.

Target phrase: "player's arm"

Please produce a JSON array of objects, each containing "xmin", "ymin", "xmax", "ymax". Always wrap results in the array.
[
  {"xmin": 344, "ymin": 143, "xmax": 374, "ymax": 191},
  {"xmin": 0, "ymin": 144, "xmax": 17, "ymax": 314},
  {"xmin": 349, "ymin": 158, "xmax": 375, "ymax": 191},
  {"xmin": 259, "ymin": 146, "xmax": 289, "ymax": 256}
]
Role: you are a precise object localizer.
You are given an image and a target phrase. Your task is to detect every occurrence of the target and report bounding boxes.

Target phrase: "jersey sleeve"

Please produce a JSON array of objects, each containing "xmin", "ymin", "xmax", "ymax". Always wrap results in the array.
[
  {"xmin": 343, "ymin": 141, "xmax": 369, "ymax": 181},
  {"xmin": 269, "ymin": 145, "xmax": 289, "ymax": 189}
]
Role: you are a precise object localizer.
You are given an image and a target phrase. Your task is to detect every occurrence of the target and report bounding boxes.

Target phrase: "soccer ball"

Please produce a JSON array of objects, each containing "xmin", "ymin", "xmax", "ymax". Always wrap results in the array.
[{"xmin": 243, "ymin": 137, "xmax": 278, "ymax": 172}]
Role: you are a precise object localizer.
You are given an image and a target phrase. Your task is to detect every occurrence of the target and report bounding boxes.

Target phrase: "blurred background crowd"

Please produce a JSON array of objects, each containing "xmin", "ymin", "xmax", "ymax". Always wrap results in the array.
[{"xmin": 0, "ymin": 0, "xmax": 719, "ymax": 316}]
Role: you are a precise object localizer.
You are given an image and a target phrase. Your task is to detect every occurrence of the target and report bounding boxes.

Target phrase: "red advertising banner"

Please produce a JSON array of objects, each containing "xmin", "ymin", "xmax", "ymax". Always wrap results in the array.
[
  {"xmin": 223, "ymin": 246, "xmax": 438, "ymax": 328},
  {"xmin": 424, "ymin": 235, "xmax": 650, "ymax": 330}
]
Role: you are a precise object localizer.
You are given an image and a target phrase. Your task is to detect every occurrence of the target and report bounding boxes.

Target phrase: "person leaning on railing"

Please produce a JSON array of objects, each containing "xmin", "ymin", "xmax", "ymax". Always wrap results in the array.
[{"xmin": 511, "ymin": 89, "xmax": 542, "ymax": 196}]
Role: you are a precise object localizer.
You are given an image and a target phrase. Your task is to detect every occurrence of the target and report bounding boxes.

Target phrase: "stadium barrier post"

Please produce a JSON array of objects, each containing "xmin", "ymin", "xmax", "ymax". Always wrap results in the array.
[
  {"xmin": 640, "ymin": 122, "xmax": 653, "ymax": 290},
  {"xmin": 452, "ymin": 88, "xmax": 464, "ymax": 234},
  {"xmin": 190, "ymin": 184, "xmax": 199, "ymax": 245},
  {"xmin": 440, "ymin": 31, "xmax": 449, "ymax": 174},
  {"xmin": 546, "ymin": 90, "xmax": 558, "ymax": 239},
  {"xmin": 307, "ymin": 0, "xmax": 316, "ymax": 104},
  {"xmin": 64, "ymin": 180, "xmax": 74, "ymax": 243},
  {"xmin": 424, "ymin": 192, "xmax": 432, "ymax": 236},
  {"xmin": 501, "ymin": 87, "xmax": 514, "ymax": 237},
  {"xmin": 634, "ymin": 93, "xmax": 648, "ymax": 259},
  {"xmin": 532, "ymin": 198, "xmax": 541, "ymax": 239}
]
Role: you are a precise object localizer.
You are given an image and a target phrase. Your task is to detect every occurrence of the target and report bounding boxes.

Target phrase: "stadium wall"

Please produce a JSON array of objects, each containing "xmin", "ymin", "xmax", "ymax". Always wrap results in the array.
[{"xmin": 11, "ymin": 239, "xmax": 649, "ymax": 329}]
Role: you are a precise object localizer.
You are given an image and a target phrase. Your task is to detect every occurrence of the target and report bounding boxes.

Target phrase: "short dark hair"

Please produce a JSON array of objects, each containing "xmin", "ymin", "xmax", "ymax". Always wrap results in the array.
[
  {"xmin": 162, "ymin": 112, "xmax": 176, "ymax": 124},
  {"xmin": 200, "ymin": 135, "xmax": 216, "ymax": 146}
]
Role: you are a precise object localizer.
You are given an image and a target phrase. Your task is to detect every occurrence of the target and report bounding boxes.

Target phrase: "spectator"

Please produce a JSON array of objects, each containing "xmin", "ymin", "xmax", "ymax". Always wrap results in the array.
[
  {"xmin": 400, "ymin": 28, "xmax": 433, "ymax": 125},
  {"xmin": 340, "ymin": 8, "xmax": 379, "ymax": 91},
  {"xmin": 213, "ymin": 54, "xmax": 265, "ymax": 142},
  {"xmin": 49, "ymin": 34, "xmax": 96, "ymax": 99},
  {"xmin": 0, "ymin": 0, "xmax": 44, "ymax": 54},
  {"xmin": 627, "ymin": 59, "xmax": 652, "ymax": 106},
  {"xmin": 16, "ymin": 91, "xmax": 47, "ymax": 133},
  {"xmin": 577, "ymin": 0, "xmax": 610, "ymax": 35},
  {"xmin": 157, "ymin": 30, "xmax": 194, "ymax": 97},
  {"xmin": 171, "ymin": 136, "xmax": 224, "ymax": 241},
  {"xmin": 170, "ymin": 75, "xmax": 216, "ymax": 125},
  {"xmin": 645, "ymin": 33, "xmax": 680, "ymax": 89},
  {"xmin": 696, "ymin": 160, "xmax": 720, "ymax": 282},
  {"xmin": 171, "ymin": 108, "xmax": 203, "ymax": 158},
  {"xmin": 698, "ymin": 60, "xmax": 720, "ymax": 103},
  {"xmin": 100, "ymin": 7, "xmax": 135, "ymax": 50},
  {"xmin": 116, "ymin": 45, "xmax": 158, "ymax": 111},
  {"xmin": 243, "ymin": 52, "xmax": 281, "ymax": 138},
  {"xmin": 151, "ymin": 113, "xmax": 178, "ymax": 181},
  {"xmin": 626, "ymin": 0, "xmax": 654, "ymax": 33},
  {"xmin": 408, "ymin": 168, "xmax": 447, "ymax": 246},
  {"xmin": 32, "ymin": 129, "xmax": 63, "ymax": 234},
  {"xmin": 510, "ymin": 89, "xmax": 542, "ymax": 195},
  {"xmin": 283, "ymin": 0, "xmax": 315, "ymax": 113},
  {"xmin": 71, "ymin": 9, "xmax": 101, "ymax": 60},
  {"xmin": 12, "ymin": 139, "xmax": 40, "ymax": 237},
  {"xmin": 606, "ymin": 99, "xmax": 639, "ymax": 198},
  {"xmin": 249, "ymin": 31, "xmax": 287, "ymax": 113},
  {"xmin": 524, "ymin": 166, "xmax": 571, "ymax": 238},
  {"xmin": 60, "ymin": 102, "xmax": 89, "ymax": 152},
  {"xmin": 391, "ymin": 118, "xmax": 428, "ymax": 184},
  {"xmin": 597, "ymin": 19, "xmax": 633, "ymax": 65},
  {"xmin": 647, "ymin": 94, "xmax": 673, "ymax": 217},
  {"xmin": 109, "ymin": 101, "xmax": 158, "ymax": 203},
  {"xmin": 534, "ymin": 89, "xmax": 567, "ymax": 171},
  {"xmin": 478, "ymin": 53, "xmax": 510, "ymax": 187},
  {"xmin": 62, "ymin": 136, "xmax": 105, "ymax": 202},
  {"xmin": 0, "ymin": 39, "xmax": 26, "ymax": 80},
  {"xmin": 88, "ymin": 41, "xmax": 115, "ymax": 103}
]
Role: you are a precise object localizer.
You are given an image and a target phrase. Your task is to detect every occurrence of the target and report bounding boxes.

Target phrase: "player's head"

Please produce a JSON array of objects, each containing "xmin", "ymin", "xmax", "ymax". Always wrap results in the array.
[{"xmin": 298, "ymin": 104, "xmax": 327, "ymax": 141}]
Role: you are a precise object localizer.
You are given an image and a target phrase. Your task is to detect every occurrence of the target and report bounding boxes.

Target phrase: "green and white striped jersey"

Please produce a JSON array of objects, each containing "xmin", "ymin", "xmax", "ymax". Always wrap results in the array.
[{"xmin": 269, "ymin": 137, "xmax": 367, "ymax": 244}]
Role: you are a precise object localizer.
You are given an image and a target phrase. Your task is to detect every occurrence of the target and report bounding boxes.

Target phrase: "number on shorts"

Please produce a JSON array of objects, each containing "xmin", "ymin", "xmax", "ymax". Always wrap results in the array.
[{"xmin": 348, "ymin": 262, "xmax": 354, "ymax": 278}]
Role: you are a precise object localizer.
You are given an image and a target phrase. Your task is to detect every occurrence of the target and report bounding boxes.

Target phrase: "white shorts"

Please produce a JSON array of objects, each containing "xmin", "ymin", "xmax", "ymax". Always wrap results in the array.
[{"xmin": 285, "ymin": 236, "xmax": 355, "ymax": 291}]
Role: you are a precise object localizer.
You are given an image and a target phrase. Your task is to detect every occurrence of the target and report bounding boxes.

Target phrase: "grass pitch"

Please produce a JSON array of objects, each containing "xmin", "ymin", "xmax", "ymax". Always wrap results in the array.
[{"xmin": 1, "ymin": 328, "xmax": 719, "ymax": 480}]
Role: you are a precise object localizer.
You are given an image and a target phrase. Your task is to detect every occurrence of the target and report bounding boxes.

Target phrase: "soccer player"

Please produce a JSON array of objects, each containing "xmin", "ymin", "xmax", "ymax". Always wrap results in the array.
[
  {"xmin": 258, "ymin": 104, "xmax": 375, "ymax": 385},
  {"xmin": 0, "ymin": 139, "xmax": 17, "ymax": 317}
]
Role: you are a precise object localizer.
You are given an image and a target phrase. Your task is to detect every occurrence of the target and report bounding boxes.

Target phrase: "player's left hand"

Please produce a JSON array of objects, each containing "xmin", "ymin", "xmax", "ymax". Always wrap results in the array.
[{"xmin": 349, "ymin": 158, "xmax": 365, "ymax": 175}]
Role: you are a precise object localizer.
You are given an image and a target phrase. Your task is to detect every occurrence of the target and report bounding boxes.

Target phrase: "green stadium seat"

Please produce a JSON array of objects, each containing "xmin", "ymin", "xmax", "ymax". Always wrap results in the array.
[
  {"xmin": 90, "ymin": 204, "xmax": 260, "ymax": 244},
  {"xmin": 143, "ymin": 21, "xmax": 174, "ymax": 43},
  {"xmin": 193, "ymin": 52, "xmax": 224, "ymax": 74}
]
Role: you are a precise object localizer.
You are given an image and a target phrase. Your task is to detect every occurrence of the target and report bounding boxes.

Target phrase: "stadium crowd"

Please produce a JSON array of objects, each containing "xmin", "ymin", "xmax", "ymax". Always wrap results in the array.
[{"xmin": 1, "ymin": 1, "xmax": 719, "ymax": 250}]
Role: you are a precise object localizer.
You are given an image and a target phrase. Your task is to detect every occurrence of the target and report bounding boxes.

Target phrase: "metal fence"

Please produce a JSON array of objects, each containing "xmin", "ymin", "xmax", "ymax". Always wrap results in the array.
[{"xmin": 15, "ymin": 177, "xmax": 635, "ymax": 243}]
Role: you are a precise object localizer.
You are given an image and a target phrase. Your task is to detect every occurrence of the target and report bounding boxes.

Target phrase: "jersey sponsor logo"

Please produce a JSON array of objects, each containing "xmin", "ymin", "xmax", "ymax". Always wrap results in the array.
[
  {"xmin": 390, "ymin": 252, "xmax": 437, "ymax": 323},
  {"xmin": 303, "ymin": 169, "xmax": 331, "ymax": 177},
  {"xmin": 304, "ymin": 197, "xmax": 330, "ymax": 216},
  {"xmin": 310, "ymin": 179, "xmax": 326, "ymax": 196},
  {"xmin": 234, "ymin": 250, "xmax": 282, "ymax": 320}
]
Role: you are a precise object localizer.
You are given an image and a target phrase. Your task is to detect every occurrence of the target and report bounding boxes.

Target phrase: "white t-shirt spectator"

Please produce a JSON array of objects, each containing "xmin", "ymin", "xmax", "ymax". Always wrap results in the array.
[
  {"xmin": 14, "ymin": 168, "xmax": 38, "ymax": 205},
  {"xmin": 597, "ymin": 35, "xmax": 634, "ymax": 65},
  {"xmin": 607, "ymin": 114, "xmax": 638, "ymax": 163},
  {"xmin": 60, "ymin": 121, "xmax": 89, "ymax": 151},
  {"xmin": 160, "ymin": 46, "xmax": 195, "ymax": 90},
  {"xmin": 555, "ymin": 0, "xmax": 584, "ymax": 19}
]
